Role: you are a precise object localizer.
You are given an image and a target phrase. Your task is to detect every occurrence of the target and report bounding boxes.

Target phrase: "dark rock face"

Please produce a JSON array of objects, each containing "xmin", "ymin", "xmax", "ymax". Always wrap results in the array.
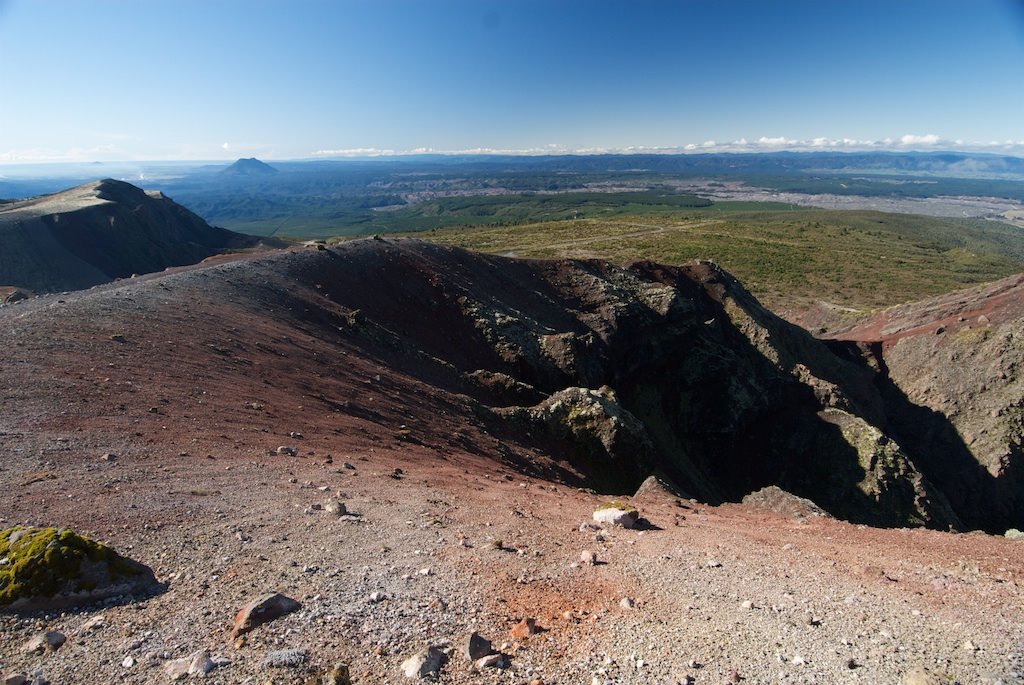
[
  {"xmin": 271, "ymin": 239, "xmax": 959, "ymax": 529},
  {"xmin": 0, "ymin": 179, "xmax": 264, "ymax": 293},
  {"xmin": 828, "ymin": 273, "xmax": 1024, "ymax": 532}
]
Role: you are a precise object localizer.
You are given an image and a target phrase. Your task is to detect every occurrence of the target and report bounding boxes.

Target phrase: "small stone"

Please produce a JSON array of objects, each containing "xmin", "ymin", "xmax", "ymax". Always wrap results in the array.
[
  {"xmin": 4, "ymin": 675, "xmax": 28, "ymax": 685},
  {"xmin": 369, "ymin": 591, "xmax": 385, "ymax": 603},
  {"xmin": 902, "ymin": 666, "xmax": 949, "ymax": 685},
  {"xmin": 475, "ymin": 653, "xmax": 507, "ymax": 669},
  {"xmin": 101, "ymin": 453, "xmax": 117, "ymax": 462},
  {"xmin": 419, "ymin": 567, "xmax": 431, "ymax": 576},
  {"xmin": 290, "ymin": 431, "xmax": 304, "ymax": 439},
  {"xmin": 580, "ymin": 550, "xmax": 597, "ymax": 565},
  {"xmin": 464, "ymin": 631, "xmax": 493, "ymax": 661},
  {"xmin": 740, "ymin": 600, "xmax": 753, "ymax": 610},
  {"xmin": 400, "ymin": 646, "xmax": 445, "ymax": 679},
  {"xmin": 510, "ymin": 618, "xmax": 539, "ymax": 640},
  {"xmin": 619, "ymin": 597, "xmax": 635, "ymax": 609},
  {"xmin": 231, "ymin": 592, "xmax": 301, "ymax": 638},
  {"xmin": 22, "ymin": 631, "xmax": 66, "ymax": 654},
  {"xmin": 277, "ymin": 446, "xmax": 297, "ymax": 456},
  {"xmin": 323, "ymin": 663, "xmax": 352, "ymax": 685},
  {"xmin": 962, "ymin": 640, "xmax": 978, "ymax": 652},
  {"xmin": 706, "ymin": 558, "xmax": 722, "ymax": 568},
  {"xmin": 164, "ymin": 653, "xmax": 193, "ymax": 680},
  {"xmin": 77, "ymin": 615, "xmax": 105, "ymax": 633},
  {"xmin": 188, "ymin": 651, "xmax": 215, "ymax": 676},
  {"xmin": 262, "ymin": 648, "xmax": 308, "ymax": 668},
  {"xmin": 122, "ymin": 656, "xmax": 135, "ymax": 668},
  {"xmin": 792, "ymin": 655, "xmax": 806, "ymax": 666},
  {"xmin": 325, "ymin": 499, "xmax": 347, "ymax": 516}
]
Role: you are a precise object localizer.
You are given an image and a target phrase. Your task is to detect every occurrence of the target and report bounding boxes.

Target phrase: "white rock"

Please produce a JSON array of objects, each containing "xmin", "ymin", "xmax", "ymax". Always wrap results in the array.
[
  {"xmin": 619, "ymin": 597, "xmax": 635, "ymax": 609},
  {"xmin": 369, "ymin": 591, "xmax": 385, "ymax": 603},
  {"xmin": 401, "ymin": 646, "xmax": 445, "ymax": 678},
  {"xmin": 276, "ymin": 446, "xmax": 297, "ymax": 456},
  {"xmin": 122, "ymin": 656, "xmax": 135, "ymax": 668},
  {"xmin": 741, "ymin": 600, "xmax": 754, "ymax": 610},
  {"xmin": 475, "ymin": 653, "xmax": 507, "ymax": 669},
  {"xmin": 592, "ymin": 506, "xmax": 638, "ymax": 529},
  {"xmin": 580, "ymin": 550, "xmax": 597, "ymax": 565}
]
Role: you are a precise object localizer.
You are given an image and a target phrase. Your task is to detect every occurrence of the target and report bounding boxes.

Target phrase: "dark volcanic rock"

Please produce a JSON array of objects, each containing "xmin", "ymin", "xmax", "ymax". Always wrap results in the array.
[
  {"xmin": 0, "ymin": 237, "xmax": 979, "ymax": 529},
  {"xmin": 828, "ymin": 273, "xmax": 1024, "ymax": 532},
  {"xmin": 255, "ymin": 239, "xmax": 957, "ymax": 528},
  {"xmin": 0, "ymin": 179, "xmax": 266, "ymax": 293}
]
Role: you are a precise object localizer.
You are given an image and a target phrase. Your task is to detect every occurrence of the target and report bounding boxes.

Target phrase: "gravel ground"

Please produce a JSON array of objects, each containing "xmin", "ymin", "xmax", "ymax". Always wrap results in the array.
[{"xmin": 1, "ymin": 252, "xmax": 1022, "ymax": 685}]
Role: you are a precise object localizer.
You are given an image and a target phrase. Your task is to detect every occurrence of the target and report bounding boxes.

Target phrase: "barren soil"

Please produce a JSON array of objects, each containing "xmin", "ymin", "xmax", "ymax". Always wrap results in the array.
[{"xmin": 0, "ymin": 244, "xmax": 1022, "ymax": 684}]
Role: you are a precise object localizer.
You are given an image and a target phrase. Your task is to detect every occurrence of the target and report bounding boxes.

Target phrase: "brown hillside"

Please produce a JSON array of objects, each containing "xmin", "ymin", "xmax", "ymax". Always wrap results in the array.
[
  {"xmin": 0, "ymin": 179, "xmax": 268, "ymax": 293},
  {"xmin": 0, "ymin": 239, "xmax": 1021, "ymax": 684}
]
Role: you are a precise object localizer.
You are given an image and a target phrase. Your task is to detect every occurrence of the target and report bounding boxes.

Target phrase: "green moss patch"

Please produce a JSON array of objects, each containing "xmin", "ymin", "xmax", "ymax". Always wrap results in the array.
[
  {"xmin": 0, "ymin": 526, "xmax": 155, "ymax": 609},
  {"xmin": 595, "ymin": 500, "xmax": 637, "ymax": 513}
]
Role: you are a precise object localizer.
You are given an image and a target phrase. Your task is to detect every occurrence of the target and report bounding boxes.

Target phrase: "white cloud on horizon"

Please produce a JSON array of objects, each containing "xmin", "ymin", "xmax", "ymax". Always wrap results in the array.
[
  {"xmin": 898, "ymin": 133, "xmax": 941, "ymax": 146},
  {"xmin": 5, "ymin": 135, "xmax": 1024, "ymax": 165},
  {"xmin": 310, "ymin": 136, "xmax": 1024, "ymax": 159}
]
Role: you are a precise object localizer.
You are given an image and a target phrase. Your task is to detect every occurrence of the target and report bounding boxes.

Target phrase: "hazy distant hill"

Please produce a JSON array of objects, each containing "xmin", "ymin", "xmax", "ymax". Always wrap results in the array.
[
  {"xmin": 220, "ymin": 157, "xmax": 279, "ymax": 176},
  {"xmin": 0, "ymin": 179, "xmax": 268, "ymax": 293}
]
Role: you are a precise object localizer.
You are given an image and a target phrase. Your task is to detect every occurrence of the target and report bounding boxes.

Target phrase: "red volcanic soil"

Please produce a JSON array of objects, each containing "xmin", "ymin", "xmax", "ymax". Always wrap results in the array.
[
  {"xmin": 0, "ymin": 239, "xmax": 1021, "ymax": 684},
  {"xmin": 825, "ymin": 272, "xmax": 1024, "ymax": 349}
]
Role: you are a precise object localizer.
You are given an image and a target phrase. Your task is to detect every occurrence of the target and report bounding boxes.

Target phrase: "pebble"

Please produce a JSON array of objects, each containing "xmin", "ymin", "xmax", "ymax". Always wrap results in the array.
[
  {"xmin": 369, "ymin": 591, "xmax": 385, "ymax": 603},
  {"xmin": 276, "ymin": 446, "xmax": 297, "ymax": 456},
  {"xmin": 580, "ymin": 550, "xmax": 597, "ymax": 565},
  {"xmin": 21, "ymin": 631, "xmax": 65, "ymax": 654},
  {"xmin": 231, "ymin": 592, "xmax": 301, "ymax": 637},
  {"xmin": 510, "ymin": 618, "xmax": 539, "ymax": 640},
  {"xmin": 121, "ymin": 656, "xmax": 135, "ymax": 668},
  {"xmin": 619, "ymin": 597, "xmax": 635, "ymax": 609},
  {"xmin": 464, "ymin": 631, "xmax": 494, "ymax": 661},
  {"xmin": 475, "ymin": 653, "xmax": 507, "ymax": 669}
]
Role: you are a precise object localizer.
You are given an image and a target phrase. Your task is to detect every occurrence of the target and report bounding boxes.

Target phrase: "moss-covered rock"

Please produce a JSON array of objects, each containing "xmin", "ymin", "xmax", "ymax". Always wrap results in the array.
[{"xmin": 0, "ymin": 526, "xmax": 161, "ymax": 611}]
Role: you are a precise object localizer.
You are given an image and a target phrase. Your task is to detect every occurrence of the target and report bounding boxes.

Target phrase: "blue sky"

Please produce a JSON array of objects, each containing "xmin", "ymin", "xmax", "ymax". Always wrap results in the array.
[{"xmin": 1, "ymin": 0, "xmax": 1023, "ymax": 162}]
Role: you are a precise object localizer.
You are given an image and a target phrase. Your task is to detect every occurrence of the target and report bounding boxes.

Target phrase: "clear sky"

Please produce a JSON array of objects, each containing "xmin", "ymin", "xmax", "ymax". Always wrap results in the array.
[{"xmin": 1, "ymin": 0, "xmax": 1023, "ymax": 162}]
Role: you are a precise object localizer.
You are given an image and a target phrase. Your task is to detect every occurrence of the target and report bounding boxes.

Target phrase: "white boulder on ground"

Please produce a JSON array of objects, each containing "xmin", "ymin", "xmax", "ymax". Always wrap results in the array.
[{"xmin": 592, "ymin": 502, "xmax": 639, "ymax": 528}]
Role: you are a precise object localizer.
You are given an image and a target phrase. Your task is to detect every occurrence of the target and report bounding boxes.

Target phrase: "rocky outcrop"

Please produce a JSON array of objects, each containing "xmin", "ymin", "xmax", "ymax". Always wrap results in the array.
[
  {"xmin": 0, "ymin": 526, "xmax": 162, "ymax": 612},
  {"xmin": 260, "ymin": 239, "xmax": 958, "ymax": 528},
  {"xmin": 827, "ymin": 272, "xmax": 1024, "ymax": 531},
  {"xmin": 1, "ymin": 236, "xmax": 991, "ymax": 530}
]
